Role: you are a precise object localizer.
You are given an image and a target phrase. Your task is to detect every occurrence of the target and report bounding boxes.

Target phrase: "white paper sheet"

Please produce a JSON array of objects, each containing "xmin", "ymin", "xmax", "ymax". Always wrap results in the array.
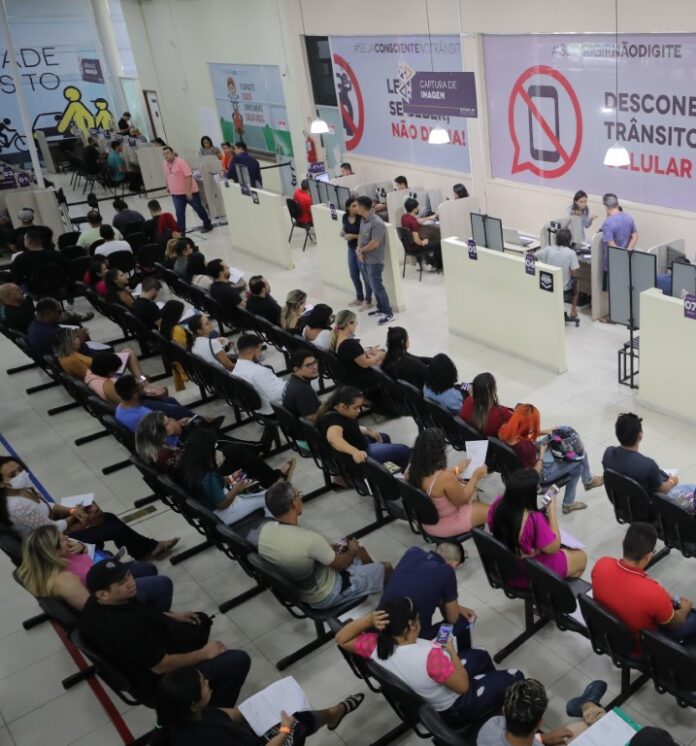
[
  {"xmin": 569, "ymin": 708, "xmax": 639, "ymax": 745},
  {"xmin": 61, "ymin": 493, "xmax": 95, "ymax": 508},
  {"xmin": 664, "ymin": 468, "xmax": 679, "ymax": 477},
  {"xmin": 238, "ymin": 676, "xmax": 310, "ymax": 736},
  {"xmin": 461, "ymin": 441, "xmax": 488, "ymax": 480},
  {"xmin": 229, "ymin": 267, "xmax": 245, "ymax": 283},
  {"xmin": 85, "ymin": 341, "xmax": 112, "ymax": 352},
  {"xmin": 560, "ymin": 529, "xmax": 586, "ymax": 550},
  {"xmin": 132, "ymin": 283, "xmax": 143, "ymax": 296}
]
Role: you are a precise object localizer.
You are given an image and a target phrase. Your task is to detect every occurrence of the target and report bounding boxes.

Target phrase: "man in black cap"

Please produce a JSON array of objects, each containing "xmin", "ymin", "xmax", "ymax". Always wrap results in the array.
[{"xmin": 80, "ymin": 556, "xmax": 250, "ymax": 706}]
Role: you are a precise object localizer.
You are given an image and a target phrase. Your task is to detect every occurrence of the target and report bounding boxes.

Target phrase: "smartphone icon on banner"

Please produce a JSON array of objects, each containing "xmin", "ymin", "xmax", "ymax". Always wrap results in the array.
[{"xmin": 527, "ymin": 85, "xmax": 560, "ymax": 163}]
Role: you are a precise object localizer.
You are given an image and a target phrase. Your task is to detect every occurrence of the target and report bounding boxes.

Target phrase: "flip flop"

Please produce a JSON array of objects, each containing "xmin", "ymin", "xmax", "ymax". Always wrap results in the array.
[
  {"xmin": 280, "ymin": 457, "xmax": 296, "ymax": 482},
  {"xmin": 327, "ymin": 692, "xmax": 365, "ymax": 731},
  {"xmin": 148, "ymin": 537, "xmax": 180, "ymax": 559}
]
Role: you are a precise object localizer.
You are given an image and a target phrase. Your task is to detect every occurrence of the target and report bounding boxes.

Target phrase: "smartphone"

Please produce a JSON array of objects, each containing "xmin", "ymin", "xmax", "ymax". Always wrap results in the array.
[
  {"xmin": 540, "ymin": 484, "xmax": 560, "ymax": 508},
  {"xmin": 527, "ymin": 84, "xmax": 560, "ymax": 163},
  {"xmin": 436, "ymin": 623, "xmax": 453, "ymax": 646},
  {"xmin": 673, "ymin": 595, "xmax": 681, "ymax": 610}
]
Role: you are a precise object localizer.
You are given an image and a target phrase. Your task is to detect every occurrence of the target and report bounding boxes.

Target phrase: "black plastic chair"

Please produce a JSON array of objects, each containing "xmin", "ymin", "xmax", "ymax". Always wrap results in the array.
[
  {"xmin": 58, "ymin": 231, "xmax": 82, "ymax": 249},
  {"xmin": 363, "ymin": 456, "xmax": 408, "ymax": 522},
  {"xmin": 397, "ymin": 478, "xmax": 471, "ymax": 544},
  {"xmin": 640, "ymin": 628, "xmax": 696, "ymax": 708},
  {"xmin": 246, "ymin": 551, "xmax": 368, "ymax": 670},
  {"xmin": 123, "ymin": 221, "xmax": 146, "ymax": 237},
  {"xmin": 28, "ymin": 263, "xmax": 72, "ymax": 302},
  {"xmin": 651, "ymin": 493, "xmax": 696, "ymax": 559},
  {"xmin": 136, "ymin": 243, "xmax": 165, "ymax": 274},
  {"xmin": 396, "ymin": 225, "xmax": 431, "ymax": 281},
  {"xmin": 425, "ymin": 400, "xmax": 477, "ymax": 451},
  {"xmin": 67, "ymin": 256, "xmax": 91, "ymax": 286},
  {"xmin": 472, "ymin": 527, "xmax": 549, "ymax": 662},
  {"xmin": 286, "ymin": 198, "xmax": 314, "ymax": 251},
  {"xmin": 125, "ymin": 231, "xmax": 148, "ymax": 254},
  {"xmin": 397, "ymin": 378, "xmax": 434, "ymax": 430},
  {"xmin": 215, "ymin": 524, "xmax": 269, "ymax": 612},
  {"xmin": 60, "ymin": 244, "xmax": 87, "ymax": 260},
  {"xmin": 106, "ymin": 250, "xmax": 136, "ymax": 274}
]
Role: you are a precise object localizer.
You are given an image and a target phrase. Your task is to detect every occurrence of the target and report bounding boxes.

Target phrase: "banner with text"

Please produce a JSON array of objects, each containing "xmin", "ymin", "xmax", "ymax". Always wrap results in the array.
[
  {"xmin": 329, "ymin": 35, "xmax": 470, "ymax": 172},
  {"xmin": 483, "ymin": 34, "xmax": 696, "ymax": 212}
]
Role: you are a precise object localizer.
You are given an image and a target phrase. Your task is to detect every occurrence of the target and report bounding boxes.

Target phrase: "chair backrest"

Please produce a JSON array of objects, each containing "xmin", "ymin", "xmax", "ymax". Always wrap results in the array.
[
  {"xmin": 487, "ymin": 437, "xmax": 522, "ymax": 481},
  {"xmin": 271, "ymin": 403, "xmax": 308, "ymax": 454},
  {"xmin": 395, "ymin": 225, "xmax": 416, "ymax": 252},
  {"xmin": 577, "ymin": 594, "xmax": 640, "ymax": 665},
  {"xmin": 0, "ymin": 526, "xmax": 23, "ymax": 566},
  {"xmin": 61, "ymin": 244, "xmax": 87, "ymax": 260},
  {"xmin": 396, "ymin": 379, "xmax": 434, "ymax": 430},
  {"xmin": 125, "ymin": 232, "xmax": 147, "ymax": 253},
  {"xmin": 312, "ymin": 346, "xmax": 347, "ymax": 387},
  {"xmin": 640, "ymin": 628, "xmax": 696, "ymax": 702},
  {"xmin": 603, "ymin": 469, "xmax": 654, "ymax": 523},
  {"xmin": 425, "ymin": 400, "xmax": 469, "ymax": 451},
  {"xmin": 28, "ymin": 263, "xmax": 71, "ymax": 298},
  {"xmin": 286, "ymin": 198, "xmax": 300, "ymax": 221},
  {"xmin": 123, "ymin": 221, "xmax": 146, "ymax": 237},
  {"xmin": 369, "ymin": 366, "xmax": 409, "ymax": 417},
  {"xmin": 396, "ymin": 478, "xmax": 440, "ymax": 531},
  {"xmin": 89, "ymin": 239, "xmax": 105, "ymax": 255},
  {"xmin": 299, "ymin": 416, "xmax": 338, "ymax": 473},
  {"xmin": 472, "ymin": 527, "xmax": 526, "ymax": 597},
  {"xmin": 246, "ymin": 551, "xmax": 302, "ymax": 606},
  {"xmin": 523, "ymin": 558, "xmax": 585, "ymax": 629},
  {"xmin": 215, "ymin": 524, "xmax": 259, "ymax": 576},
  {"xmin": 67, "ymin": 255, "xmax": 91, "ymax": 283},
  {"xmin": 651, "ymin": 493, "xmax": 696, "ymax": 557},
  {"xmin": 36, "ymin": 594, "xmax": 82, "ymax": 635},
  {"xmin": 136, "ymin": 243, "xmax": 165, "ymax": 271},
  {"xmin": 106, "ymin": 250, "xmax": 136, "ymax": 274},
  {"xmin": 102, "ymin": 413, "xmax": 136, "ymax": 453},
  {"xmin": 58, "ymin": 231, "xmax": 82, "ymax": 250},
  {"xmin": 156, "ymin": 474, "xmax": 207, "ymax": 535},
  {"xmin": 363, "ymin": 457, "xmax": 408, "ymax": 520}
]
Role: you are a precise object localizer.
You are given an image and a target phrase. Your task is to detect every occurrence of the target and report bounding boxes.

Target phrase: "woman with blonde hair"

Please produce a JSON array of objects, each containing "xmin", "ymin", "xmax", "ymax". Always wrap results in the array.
[
  {"xmin": 329, "ymin": 310, "xmax": 384, "ymax": 388},
  {"xmin": 18, "ymin": 525, "xmax": 173, "ymax": 611},
  {"xmin": 280, "ymin": 289, "xmax": 308, "ymax": 333}
]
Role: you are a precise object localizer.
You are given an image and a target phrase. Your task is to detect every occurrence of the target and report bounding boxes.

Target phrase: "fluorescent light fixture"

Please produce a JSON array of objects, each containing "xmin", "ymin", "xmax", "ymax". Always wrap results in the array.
[
  {"xmin": 309, "ymin": 118, "xmax": 329, "ymax": 134},
  {"xmin": 601, "ymin": 106, "xmax": 615, "ymax": 114},
  {"xmin": 428, "ymin": 126, "xmax": 450, "ymax": 144},
  {"xmin": 603, "ymin": 142, "xmax": 630, "ymax": 167}
]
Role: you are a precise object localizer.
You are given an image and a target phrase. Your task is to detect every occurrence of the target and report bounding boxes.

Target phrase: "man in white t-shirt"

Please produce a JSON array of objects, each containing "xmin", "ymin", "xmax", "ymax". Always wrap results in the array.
[
  {"xmin": 231, "ymin": 333, "xmax": 286, "ymax": 415},
  {"xmin": 94, "ymin": 225, "xmax": 132, "ymax": 257},
  {"xmin": 535, "ymin": 227, "xmax": 580, "ymax": 319}
]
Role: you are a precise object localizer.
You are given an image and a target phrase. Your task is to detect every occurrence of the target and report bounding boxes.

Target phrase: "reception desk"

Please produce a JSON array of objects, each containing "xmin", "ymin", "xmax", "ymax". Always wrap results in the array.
[
  {"xmin": 218, "ymin": 178, "xmax": 293, "ymax": 269},
  {"xmin": 442, "ymin": 238, "xmax": 567, "ymax": 373},
  {"xmin": 312, "ymin": 204, "xmax": 405, "ymax": 311},
  {"xmin": 638, "ymin": 288, "xmax": 696, "ymax": 425}
]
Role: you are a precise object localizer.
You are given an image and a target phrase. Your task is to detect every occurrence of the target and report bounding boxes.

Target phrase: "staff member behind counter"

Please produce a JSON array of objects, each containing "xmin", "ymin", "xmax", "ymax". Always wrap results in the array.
[{"xmin": 535, "ymin": 228, "xmax": 580, "ymax": 321}]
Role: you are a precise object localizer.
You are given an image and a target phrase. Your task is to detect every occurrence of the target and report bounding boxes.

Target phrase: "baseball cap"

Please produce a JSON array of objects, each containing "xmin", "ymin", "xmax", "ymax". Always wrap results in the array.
[
  {"xmin": 603, "ymin": 193, "xmax": 619, "ymax": 208},
  {"xmin": 85, "ymin": 548, "xmax": 131, "ymax": 593},
  {"xmin": 629, "ymin": 727, "xmax": 677, "ymax": 746},
  {"xmin": 18, "ymin": 207, "xmax": 34, "ymax": 222}
]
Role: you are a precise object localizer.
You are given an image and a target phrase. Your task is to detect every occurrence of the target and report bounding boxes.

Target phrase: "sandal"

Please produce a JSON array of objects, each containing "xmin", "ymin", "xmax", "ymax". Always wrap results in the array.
[
  {"xmin": 584, "ymin": 475, "xmax": 604, "ymax": 491},
  {"xmin": 280, "ymin": 457, "xmax": 296, "ymax": 482},
  {"xmin": 328, "ymin": 692, "xmax": 365, "ymax": 731},
  {"xmin": 146, "ymin": 537, "xmax": 180, "ymax": 560}
]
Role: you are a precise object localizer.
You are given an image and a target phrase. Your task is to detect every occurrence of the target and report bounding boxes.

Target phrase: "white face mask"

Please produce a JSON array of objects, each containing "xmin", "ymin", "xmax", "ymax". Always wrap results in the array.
[{"xmin": 9, "ymin": 470, "xmax": 32, "ymax": 490}]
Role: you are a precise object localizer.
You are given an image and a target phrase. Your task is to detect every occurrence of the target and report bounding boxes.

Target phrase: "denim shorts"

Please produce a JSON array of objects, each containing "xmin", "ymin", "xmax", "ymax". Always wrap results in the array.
[{"xmin": 310, "ymin": 559, "xmax": 385, "ymax": 609}]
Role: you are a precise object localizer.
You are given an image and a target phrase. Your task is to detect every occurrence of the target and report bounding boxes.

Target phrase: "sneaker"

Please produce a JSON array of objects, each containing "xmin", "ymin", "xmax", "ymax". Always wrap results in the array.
[
  {"xmin": 378, "ymin": 312, "xmax": 395, "ymax": 325},
  {"xmin": 425, "ymin": 264, "xmax": 437, "ymax": 272},
  {"xmin": 562, "ymin": 501, "xmax": 587, "ymax": 514},
  {"xmin": 368, "ymin": 309, "xmax": 382, "ymax": 316},
  {"xmin": 584, "ymin": 476, "xmax": 604, "ymax": 491},
  {"xmin": 359, "ymin": 301, "xmax": 373, "ymax": 312},
  {"xmin": 201, "ymin": 225, "xmax": 214, "ymax": 233},
  {"xmin": 348, "ymin": 298, "xmax": 363, "ymax": 307}
]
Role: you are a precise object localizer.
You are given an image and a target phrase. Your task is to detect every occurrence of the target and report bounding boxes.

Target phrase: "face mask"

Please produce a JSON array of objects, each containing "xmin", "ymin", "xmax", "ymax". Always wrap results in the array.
[{"xmin": 9, "ymin": 470, "xmax": 32, "ymax": 490}]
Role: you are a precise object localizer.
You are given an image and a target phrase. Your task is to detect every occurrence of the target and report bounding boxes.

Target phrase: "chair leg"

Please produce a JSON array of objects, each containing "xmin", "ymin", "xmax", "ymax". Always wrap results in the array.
[
  {"xmin": 402, "ymin": 251, "xmax": 407, "ymax": 278},
  {"xmin": 47, "ymin": 401, "xmax": 81, "ymax": 416},
  {"xmin": 493, "ymin": 598, "xmax": 550, "ymax": 663},
  {"xmin": 288, "ymin": 224, "xmax": 295, "ymax": 242},
  {"xmin": 302, "ymin": 230, "xmax": 309, "ymax": 251},
  {"xmin": 62, "ymin": 665, "xmax": 96, "ymax": 690},
  {"xmin": 7, "ymin": 362, "xmax": 37, "ymax": 375},
  {"xmin": 369, "ymin": 722, "xmax": 412, "ymax": 746},
  {"xmin": 75, "ymin": 429, "xmax": 110, "ymax": 446},
  {"xmin": 26, "ymin": 380, "xmax": 60, "ymax": 395},
  {"xmin": 169, "ymin": 538, "xmax": 214, "ymax": 565},
  {"xmin": 603, "ymin": 667, "xmax": 650, "ymax": 710},
  {"xmin": 101, "ymin": 458, "xmax": 132, "ymax": 475},
  {"xmin": 646, "ymin": 545, "xmax": 670, "ymax": 570},
  {"xmin": 133, "ymin": 493, "xmax": 158, "ymax": 508},
  {"xmin": 218, "ymin": 582, "xmax": 266, "ymax": 613},
  {"xmin": 22, "ymin": 612, "xmax": 48, "ymax": 630},
  {"xmin": 276, "ymin": 619, "xmax": 334, "ymax": 670}
]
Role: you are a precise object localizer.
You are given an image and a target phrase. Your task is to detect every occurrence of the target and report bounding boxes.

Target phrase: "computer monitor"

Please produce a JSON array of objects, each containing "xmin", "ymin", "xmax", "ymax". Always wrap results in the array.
[
  {"xmin": 671, "ymin": 260, "xmax": 696, "ymax": 298},
  {"xmin": 317, "ymin": 180, "xmax": 330, "ymax": 204},
  {"xmin": 484, "ymin": 215, "xmax": 504, "ymax": 251},
  {"xmin": 335, "ymin": 184, "xmax": 351, "ymax": 209},
  {"xmin": 308, "ymin": 179, "xmax": 321, "ymax": 205},
  {"xmin": 470, "ymin": 212, "xmax": 486, "ymax": 249},
  {"xmin": 314, "ymin": 172, "xmax": 331, "ymax": 183},
  {"xmin": 325, "ymin": 183, "xmax": 339, "ymax": 207}
]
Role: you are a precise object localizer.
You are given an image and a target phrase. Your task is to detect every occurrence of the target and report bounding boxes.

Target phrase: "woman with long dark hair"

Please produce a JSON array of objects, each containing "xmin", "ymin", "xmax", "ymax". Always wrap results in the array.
[
  {"xmin": 83, "ymin": 256, "xmax": 108, "ymax": 296},
  {"xmin": 488, "ymin": 468, "xmax": 587, "ymax": 584},
  {"xmin": 407, "ymin": 428, "xmax": 488, "ymax": 536},
  {"xmin": 301, "ymin": 303, "xmax": 333, "ymax": 350},
  {"xmin": 104, "ymin": 268, "xmax": 134, "ymax": 307},
  {"xmin": 336, "ymin": 598, "xmax": 521, "ymax": 728},
  {"xmin": 150, "ymin": 666, "xmax": 363, "ymax": 745},
  {"xmin": 340, "ymin": 197, "xmax": 369, "ymax": 308},
  {"xmin": 568, "ymin": 189, "xmax": 596, "ymax": 242},
  {"xmin": 423, "ymin": 354, "xmax": 466, "ymax": 414},
  {"xmin": 381, "ymin": 326, "xmax": 430, "ymax": 390},
  {"xmin": 459, "ymin": 372, "xmax": 512, "ymax": 436}
]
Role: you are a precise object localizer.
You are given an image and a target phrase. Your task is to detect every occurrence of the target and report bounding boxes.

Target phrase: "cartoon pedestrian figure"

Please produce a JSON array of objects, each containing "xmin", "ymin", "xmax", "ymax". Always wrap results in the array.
[
  {"xmin": 93, "ymin": 98, "xmax": 114, "ymax": 131},
  {"xmin": 232, "ymin": 102, "xmax": 244, "ymax": 139},
  {"xmin": 57, "ymin": 86, "xmax": 95, "ymax": 135}
]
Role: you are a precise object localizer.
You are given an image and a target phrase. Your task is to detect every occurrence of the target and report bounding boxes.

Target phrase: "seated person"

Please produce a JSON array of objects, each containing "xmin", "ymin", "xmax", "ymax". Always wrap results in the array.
[
  {"xmin": 336, "ymin": 598, "xmax": 523, "ymax": 727},
  {"xmin": 381, "ymin": 326, "xmax": 430, "ymax": 390},
  {"xmin": 130, "ymin": 276, "xmax": 163, "ymax": 328},
  {"xmin": 400, "ymin": 198, "xmax": 441, "ymax": 271},
  {"xmin": 535, "ymin": 227, "xmax": 580, "ymax": 320},
  {"xmin": 280, "ymin": 289, "xmax": 308, "ymax": 333},
  {"xmin": 176, "ymin": 428, "xmax": 268, "ymax": 526},
  {"xmin": 27, "ymin": 297, "xmax": 83, "ymax": 358},
  {"xmin": 498, "ymin": 404, "xmax": 602, "ymax": 514},
  {"xmin": 53, "ymin": 327, "xmax": 136, "ymax": 380},
  {"xmin": 171, "ymin": 239, "xmax": 206, "ymax": 281},
  {"xmin": 302, "ymin": 303, "xmax": 333, "ymax": 349},
  {"xmin": 592, "ymin": 522, "xmax": 696, "ymax": 651},
  {"xmin": 80, "ymin": 556, "xmax": 251, "ymax": 706},
  {"xmin": 189, "ymin": 314, "xmax": 236, "ymax": 374},
  {"xmin": 144, "ymin": 199, "xmax": 180, "ymax": 244},
  {"xmin": 112, "ymin": 197, "xmax": 145, "ymax": 235},
  {"xmin": 488, "ymin": 468, "xmax": 587, "ymax": 586},
  {"xmin": 477, "ymin": 677, "xmax": 609, "ymax": 746},
  {"xmin": 0, "ymin": 455, "xmax": 178, "ymax": 559},
  {"xmin": 602, "ymin": 412, "xmax": 696, "ymax": 515},
  {"xmin": 220, "ymin": 141, "xmax": 234, "ymax": 175},
  {"xmin": 330, "ymin": 310, "xmax": 385, "ymax": 391},
  {"xmin": 9, "ymin": 207, "xmax": 52, "ymax": 253},
  {"xmin": 19, "ymin": 525, "xmax": 173, "ymax": 612},
  {"xmin": 258, "ymin": 481, "xmax": 390, "ymax": 609},
  {"xmin": 407, "ymin": 428, "xmax": 489, "ymax": 536},
  {"xmin": 83, "ymin": 256, "xmax": 108, "ymax": 297},
  {"xmin": 105, "ymin": 268, "xmax": 135, "ymax": 307},
  {"xmin": 318, "ymin": 386, "xmax": 411, "ymax": 470},
  {"xmin": 108, "ymin": 140, "xmax": 142, "ymax": 191},
  {"xmin": 292, "ymin": 179, "xmax": 313, "ymax": 225},
  {"xmin": 151, "ymin": 666, "xmax": 363, "ymax": 745},
  {"xmin": 94, "ymin": 224, "xmax": 133, "ymax": 257},
  {"xmin": 246, "ymin": 275, "xmax": 282, "ymax": 325},
  {"xmin": 340, "ymin": 162, "xmax": 354, "ymax": 176},
  {"xmin": 233, "ymin": 334, "xmax": 286, "ymax": 415},
  {"xmin": 159, "ymin": 300, "xmax": 190, "ymax": 390},
  {"xmin": 10, "ymin": 226, "xmax": 68, "ymax": 285},
  {"xmin": 380, "ymin": 542, "xmax": 476, "ymax": 651},
  {"xmin": 423, "ymin": 353, "xmax": 466, "ymax": 414},
  {"xmin": 77, "ymin": 211, "xmax": 122, "ymax": 250},
  {"xmin": 208, "ymin": 259, "xmax": 244, "ymax": 311},
  {"xmin": 282, "ymin": 350, "xmax": 320, "ymax": 423},
  {"xmin": 452, "ymin": 183, "xmax": 469, "ymax": 199},
  {"xmin": 394, "ymin": 175, "xmax": 409, "ymax": 191},
  {"xmin": 460, "ymin": 372, "xmax": 512, "ymax": 437},
  {"xmin": 0, "ymin": 282, "xmax": 36, "ymax": 333},
  {"xmin": 113, "ymin": 374, "xmax": 198, "ymax": 431}
]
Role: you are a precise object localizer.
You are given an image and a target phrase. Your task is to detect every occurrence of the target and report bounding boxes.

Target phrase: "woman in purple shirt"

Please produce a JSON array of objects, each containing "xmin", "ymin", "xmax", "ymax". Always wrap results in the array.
[{"xmin": 487, "ymin": 469, "xmax": 587, "ymax": 587}]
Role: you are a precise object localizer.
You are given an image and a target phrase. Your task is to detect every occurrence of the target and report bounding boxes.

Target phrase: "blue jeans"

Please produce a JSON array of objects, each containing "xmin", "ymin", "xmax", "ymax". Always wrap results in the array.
[
  {"xmin": 198, "ymin": 649, "xmax": 251, "ymax": 708},
  {"xmin": 348, "ymin": 248, "xmax": 369, "ymax": 301},
  {"xmin": 541, "ymin": 452, "xmax": 592, "ymax": 505},
  {"xmin": 172, "ymin": 192, "xmax": 211, "ymax": 234},
  {"xmin": 363, "ymin": 262, "xmax": 391, "ymax": 315},
  {"xmin": 142, "ymin": 396, "xmax": 194, "ymax": 420},
  {"xmin": 366, "ymin": 433, "xmax": 411, "ymax": 470},
  {"xmin": 70, "ymin": 512, "xmax": 157, "ymax": 559},
  {"xmin": 661, "ymin": 610, "xmax": 696, "ymax": 645},
  {"xmin": 129, "ymin": 561, "xmax": 173, "ymax": 612}
]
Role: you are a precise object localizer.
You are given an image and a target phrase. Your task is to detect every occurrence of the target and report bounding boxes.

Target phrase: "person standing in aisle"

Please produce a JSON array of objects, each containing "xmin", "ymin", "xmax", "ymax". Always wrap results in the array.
[
  {"xmin": 162, "ymin": 146, "xmax": 213, "ymax": 235},
  {"xmin": 356, "ymin": 196, "xmax": 394, "ymax": 325}
]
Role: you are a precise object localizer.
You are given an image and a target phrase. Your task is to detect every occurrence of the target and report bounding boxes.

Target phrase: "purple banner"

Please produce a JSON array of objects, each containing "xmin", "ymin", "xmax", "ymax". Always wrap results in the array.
[
  {"xmin": 685, "ymin": 293, "xmax": 696, "ymax": 320},
  {"xmin": 467, "ymin": 238, "xmax": 478, "ymax": 260},
  {"xmin": 525, "ymin": 252, "xmax": 536, "ymax": 276},
  {"xmin": 404, "ymin": 72, "xmax": 477, "ymax": 118},
  {"xmin": 79, "ymin": 57, "xmax": 104, "ymax": 84}
]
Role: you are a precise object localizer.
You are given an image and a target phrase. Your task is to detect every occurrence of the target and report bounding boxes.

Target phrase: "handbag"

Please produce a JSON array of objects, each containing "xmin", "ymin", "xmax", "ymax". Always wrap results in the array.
[{"xmin": 548, "ymin": 426, "xmax": 585, "ymax": 462}]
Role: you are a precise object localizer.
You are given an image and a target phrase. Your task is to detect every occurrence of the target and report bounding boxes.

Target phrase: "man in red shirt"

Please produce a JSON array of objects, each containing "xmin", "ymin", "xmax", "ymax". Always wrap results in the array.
[
  {"xmin": 293, "ymin": 179, "xmax": 313, "ymax": 226},
  {"xmin": 592, "ymin": 522, "xmax": 696, "ymax": 651},
  {"xmin": 400, "ymin": 198, "xmax": 441, "ymax": 270},
  {"xmin": 162, "ymin": 146, "xmax": 213, "ymax": 235},
  {"xmin": 145, "ymin": 199, "xmax": 181, "ymax": 243}
]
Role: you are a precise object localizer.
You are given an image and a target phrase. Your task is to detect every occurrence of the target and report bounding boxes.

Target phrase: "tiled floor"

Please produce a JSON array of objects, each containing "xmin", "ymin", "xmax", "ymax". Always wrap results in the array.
[{"xmin": 1, "ymin": 178, "xmax": 695, "ymax": 745}]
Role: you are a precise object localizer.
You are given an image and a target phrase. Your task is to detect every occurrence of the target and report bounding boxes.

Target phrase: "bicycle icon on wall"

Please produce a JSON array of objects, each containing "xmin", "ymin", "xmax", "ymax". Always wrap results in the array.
[{"xmin": 0, "ymin": 118, "xmax": 28, "ymax": 153}]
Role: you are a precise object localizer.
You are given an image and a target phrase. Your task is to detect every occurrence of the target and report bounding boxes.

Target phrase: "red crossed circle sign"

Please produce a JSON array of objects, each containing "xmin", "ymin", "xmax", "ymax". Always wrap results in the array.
[
  {"xmin": 508, "ymin": 65, "xmax": 583, "ymax": 179},
  {"xmin": 332, "ymin": 53, "xmax": 365, "ymax": 151}
]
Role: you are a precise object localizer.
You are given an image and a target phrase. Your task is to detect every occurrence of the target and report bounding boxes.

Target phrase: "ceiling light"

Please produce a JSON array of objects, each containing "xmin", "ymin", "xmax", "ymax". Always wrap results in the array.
[
  {"xmin": 428, "ymin": 126, "xmax": 450, "ymax": 145},
  {"xmin": 310, "ymin": 118, "xmax": 329, "ymax": 134},
  {"xmin": 603, "ymin": 142, "xmax": 630, "ymax": 167}
]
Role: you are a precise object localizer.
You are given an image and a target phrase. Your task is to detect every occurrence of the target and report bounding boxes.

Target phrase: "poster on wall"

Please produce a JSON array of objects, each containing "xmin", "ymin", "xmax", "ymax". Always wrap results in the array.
[
  {"xmin": 0, "ymin": 0, "xmax": 115, "ymax": 165},
  {"xmin": 208, "ymin": 63, "xmax": 293, "ymax": 158},
  {"xmin": 329, "ymin": 35, "xmax": 471, "ymax": 172},
  {"xmin": 483, "ymin": 34, "xmax": 696, "ymax": 212}
]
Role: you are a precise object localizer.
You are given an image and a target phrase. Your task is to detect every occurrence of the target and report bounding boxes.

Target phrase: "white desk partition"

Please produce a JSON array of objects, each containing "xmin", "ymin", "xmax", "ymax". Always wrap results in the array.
[
  {"xmin": 442, "ymin": 238, "xmax": 567, "ymax": 373},
  {"xmin": 590, "ymin": 232, "xmax": 608, "ymax": 321},
  {"xmin": 355, "ymin": 182, "xmax": 376, "ymax": 200},
  {"xmin": 218, "ymin": 177, "xmax": 293, "ymax": 269},
  {"xmin": 639, "ymin": 288, "xmax": 696, "ymax": 425},
  {"xmin": 5, "ymin": 188, "xmax": 65, "ymax": 241},
  {"xmin": 437, "ymin": 196, "xmax": 480, "ymax": 242},
  {"xmin": 646, "ymin": 238, "xmax": 686, "ymax": 273},
  {"xmin": 386, "ymin": 190, "xmax": 408, "ymax": 227},
  {"xmin": 331, "ymin": 173, "xmax": 361, "ymax": 189},
  {"xmin": 198, "ymin": 156, "xmax": 226, "ymax": 220},
  {"xmin": 135, "ymin": 145, "xmax": 167, "ymax": 192},
  {"xmin": 311, "ymin": 204, "xmax": 405, "ymax": 311}
]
